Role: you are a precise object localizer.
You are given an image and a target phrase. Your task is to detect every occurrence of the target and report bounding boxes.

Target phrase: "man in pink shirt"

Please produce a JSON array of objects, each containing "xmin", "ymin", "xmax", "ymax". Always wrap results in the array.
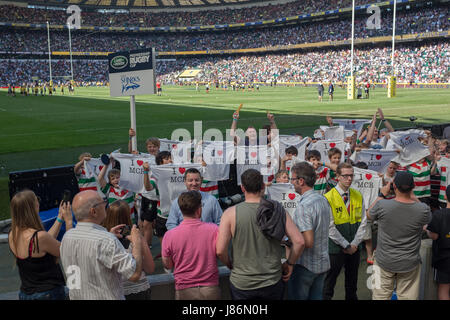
[{"xmin": 162, "ymin": 190, "xmax": 220, "ymax": 300}]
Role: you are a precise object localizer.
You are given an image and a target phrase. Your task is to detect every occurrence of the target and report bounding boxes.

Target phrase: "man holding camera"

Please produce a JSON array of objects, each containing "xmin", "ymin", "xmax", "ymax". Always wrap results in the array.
[
  {"xmin": 367, "ymin": 171, "xmax": 432, "ymax": 300},
  {"xmin": 60, "ymin": 190, "xmax": 144, "ymax": 300}
]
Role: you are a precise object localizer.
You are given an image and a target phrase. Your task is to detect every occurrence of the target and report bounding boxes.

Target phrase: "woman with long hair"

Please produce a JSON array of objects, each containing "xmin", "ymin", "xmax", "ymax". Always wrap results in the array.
[
  {"xmin": 103, "ymin": 200, "xmax": 155, "ymax": 300},
  {"xmin": 8, "ymin": 189, "xmax": 73, "ymax": 300}
]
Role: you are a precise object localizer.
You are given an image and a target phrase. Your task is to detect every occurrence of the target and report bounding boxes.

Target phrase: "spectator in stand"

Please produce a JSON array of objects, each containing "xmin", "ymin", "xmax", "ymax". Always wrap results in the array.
[
  {"xmin": 368, "ymin": 172, "xmax": 431, "ymax": 300},
  {"xmin": 162, "ymin": 190, "xmax": 221, "ymax": 300},
  {"xmin": 216, "ymin": 169, "xmax": 305, "ymax": 300},
  {"xmin": 102, "ymin": 200, "xmax": 155, "ymax": 300},
  {"xmin": 60, "ymin": 190, "xmax": 144, "ymax": 300},
  {"xmin": 323, "ymin": 162, "xmax": 368, "ymax": 300},
  {"xmin": 288, "ymin": 162, "xmax": 331, "ymax": 300},
  {"xmin": 8, "ymin": 190, "xmax": 73, "ymax": 300},
  {"xmin": 166, "ymin": 168, "xmax": 223, "ymax": 230},
  {"xmin": 426, "ymin": 185, "xmax": 450, "ymax": 300}
]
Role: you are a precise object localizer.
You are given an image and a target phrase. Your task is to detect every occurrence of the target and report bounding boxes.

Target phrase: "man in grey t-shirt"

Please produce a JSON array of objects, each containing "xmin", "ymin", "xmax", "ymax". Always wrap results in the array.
[{"xmin": 368, "ymin": 171, "xmax": 431, "ymax": 300}]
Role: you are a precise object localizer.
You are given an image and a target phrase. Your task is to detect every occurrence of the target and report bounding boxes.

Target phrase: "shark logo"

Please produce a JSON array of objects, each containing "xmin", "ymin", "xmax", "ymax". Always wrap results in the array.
[{"xmin": 121, "ymin": 75, "xmax": 141, "ymax": 94}]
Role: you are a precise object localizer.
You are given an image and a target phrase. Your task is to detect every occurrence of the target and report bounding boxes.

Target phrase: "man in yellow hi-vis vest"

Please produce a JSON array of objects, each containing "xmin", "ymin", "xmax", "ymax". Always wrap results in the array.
[{"xmin": 323, "ymin": 162, "xmax": 368, "ymax": 300}]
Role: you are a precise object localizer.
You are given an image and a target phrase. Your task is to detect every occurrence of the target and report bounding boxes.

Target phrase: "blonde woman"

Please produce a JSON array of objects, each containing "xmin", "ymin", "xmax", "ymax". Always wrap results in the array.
[
  {"xmin": 103, "ymin": 200, "xmax": 155, "ymax": 300},
  {"xmin": 8, "ymin": 190, "xmax": 73, "ymax": 300}
]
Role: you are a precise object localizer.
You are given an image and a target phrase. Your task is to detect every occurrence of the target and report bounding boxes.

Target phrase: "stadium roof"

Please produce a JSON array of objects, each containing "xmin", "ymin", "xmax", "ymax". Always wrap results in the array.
[{"xmin": 10, "ymin": 0, "xmax": 278, "ymax": 9}]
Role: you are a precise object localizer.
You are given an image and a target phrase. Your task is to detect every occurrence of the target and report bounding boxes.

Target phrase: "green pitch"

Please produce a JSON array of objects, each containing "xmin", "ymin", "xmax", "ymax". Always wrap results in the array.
[{"xmin": 0, "ymin": 85, "xmax": 449, "ymax": 218}]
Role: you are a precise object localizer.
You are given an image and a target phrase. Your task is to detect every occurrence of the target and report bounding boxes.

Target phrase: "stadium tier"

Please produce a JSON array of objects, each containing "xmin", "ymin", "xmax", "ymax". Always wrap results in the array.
[
  {"xmin": 0, "ymin": 0, "xmax": 392, "ymax": 27},
  {"xmin": 0, "ymin": 0, "xmax": 448, "ymax": 86},
  {"xmin": 0, "ymin": 7, "xmax": 448, "ymax": 52},
  {"xmin": 1, "ymin": 41, "xmax": 448, "ymax": 85}
]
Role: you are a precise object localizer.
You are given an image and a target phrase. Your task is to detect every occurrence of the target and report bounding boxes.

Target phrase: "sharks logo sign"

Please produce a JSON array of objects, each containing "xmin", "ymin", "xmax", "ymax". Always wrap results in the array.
[
  {"xmin": 108, "ymin": 48, "xmax": 156, "ymax": 97},
  {"xmin": 121, "ymin": 75, "xmax": 141, "ymax": 94}
]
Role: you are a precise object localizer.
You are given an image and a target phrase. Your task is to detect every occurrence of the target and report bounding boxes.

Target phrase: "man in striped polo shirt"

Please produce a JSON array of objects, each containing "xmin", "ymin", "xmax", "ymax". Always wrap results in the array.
[{"xmin": 166, "ymin": 168, "xmax": 223, "ymax": 231}]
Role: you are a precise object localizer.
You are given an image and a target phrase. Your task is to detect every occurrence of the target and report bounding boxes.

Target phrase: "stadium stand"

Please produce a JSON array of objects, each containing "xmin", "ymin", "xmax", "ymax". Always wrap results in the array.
[{"xmin": 0, "ymin": 0, "xmax": 448, "ymax": 85}]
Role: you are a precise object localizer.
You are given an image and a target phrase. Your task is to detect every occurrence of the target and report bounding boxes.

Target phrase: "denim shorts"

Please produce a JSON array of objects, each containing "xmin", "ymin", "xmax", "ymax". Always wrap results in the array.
[{"xmin": 19, "ymin": 286, "xmax": 67, "ymax": 300}]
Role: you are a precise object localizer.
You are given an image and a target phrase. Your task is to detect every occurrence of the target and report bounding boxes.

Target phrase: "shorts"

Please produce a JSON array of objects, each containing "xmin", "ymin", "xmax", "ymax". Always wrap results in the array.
[
  {"xmin": 154, "ymin": 215, "xmax": 168, "ymax": 238},
  {"xmin": 157, "ymin": 87, "xmax": 162, "ymax": 92},
  {"xmin": 318, "ymin": 91, "xmax": 323, "ymax": 97},
  {"xmin": 434, "ymin": 268, "xmax": 450, "ymax": 284},
  {"xmin": 140, "ymin": 197, "xmax": 157, "ymax": 222}
]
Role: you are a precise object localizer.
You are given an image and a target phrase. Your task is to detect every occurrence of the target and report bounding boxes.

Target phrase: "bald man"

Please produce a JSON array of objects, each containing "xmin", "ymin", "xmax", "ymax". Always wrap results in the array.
[{"xmin": 60, "ymin": 190, "xmax": 143, "ymax": 300}]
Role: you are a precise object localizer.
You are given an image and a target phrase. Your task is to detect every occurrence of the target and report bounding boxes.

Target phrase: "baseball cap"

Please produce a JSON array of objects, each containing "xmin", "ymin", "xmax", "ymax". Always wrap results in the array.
[{"xmin": 393, "ymin": 171, "xmax": 415, "ymax": 192}]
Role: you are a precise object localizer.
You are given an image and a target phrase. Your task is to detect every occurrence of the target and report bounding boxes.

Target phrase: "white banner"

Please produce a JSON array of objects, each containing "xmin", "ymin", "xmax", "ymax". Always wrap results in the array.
[
  {"xmin": 352, "ymin": 149, "xmax": 399, "ymax": 173},
  {"xmin": 151, "ymin": 163, "xmax": 202, "ymax": 217},
  {"xmin": 309, "ymin": 139, "xmax": 347, "ymax": 163},
  {"xmin": 351, "ymin": 167, "xmax": 383, "ymax": 207},
  {"xmin": 278, "ymin": 135, "xmax": 309, "ymax": 159},
  {"xmin": 388, "ymin": 130, "xmax": 430, "ymax": 166},
  {"xmin": 266, "ymin": 183, "xmax": 301, "ymax": 217},
  {"xmin": 332, "ymin": 119, "xmax": 371, "ymax": 138},
  {"xmin": 110, "ymin": 153, "xmax": 156, "ymax": 193},
  {"xmin": 83, "ymin": 158, "xmax": 112, "ymax": 179},
  {"xmin": 320, "ymin": 126, "xmax": 345, "ymax": 141}
]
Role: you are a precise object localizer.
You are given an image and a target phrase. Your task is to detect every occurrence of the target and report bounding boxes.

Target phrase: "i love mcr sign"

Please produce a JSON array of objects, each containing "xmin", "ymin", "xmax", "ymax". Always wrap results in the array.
[{"xmin": 108, "ymin": 48, "xmax": 156, "ymax": 97}]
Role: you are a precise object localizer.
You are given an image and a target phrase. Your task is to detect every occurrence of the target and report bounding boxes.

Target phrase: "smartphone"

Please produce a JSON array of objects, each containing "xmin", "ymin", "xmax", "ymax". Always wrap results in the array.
[
  {"xmin": 62, "ymin": 189, "xmax": 71, "ymax": 204},
  {"xmin": 121, "ymin": 225, "xmax": 131, "ymax": 238}
]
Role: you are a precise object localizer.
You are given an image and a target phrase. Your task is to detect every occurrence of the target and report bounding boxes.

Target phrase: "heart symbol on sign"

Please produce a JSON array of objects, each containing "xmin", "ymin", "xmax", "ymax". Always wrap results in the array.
[
  {"xmin": 173, "ymin": 144, "xmax": 178, "ymax": 149},
  {"xmin": 179, "ymin": 167, "xmax": 186, "ymax": 174},
  {"xmin": 137, "ymin": 160, "xmax": 143, "ymax": 166},
  {"xmin": 376, "ymin": 155, "xmax": 382, "ymax": 160},
  {"xmin": 365, "ymin": 174, "xmax": 372, "ymax": 180},
  {"xmin": 288, "ymin": 193, "xmax": 296, "ymax": 200},
  {"xmin": 351, "ymin": 120, "xmax": 356, "ymax": 124},
  {"xmin": 250, "ymin": 152, "xmax": 257, "ymax": 158},
  {"xmin": 330, "ymin": 143, "xmax": 336, "ymax": 148},
  {"xmin": 217, "ymin": 150, "xmax": 223, "ymax": 156},
  {"xmin": 405, "ymin": 137, "xmax": 410, "ymax": 140},
  {"xmin": 98, "ymin": 166, "xmax": 104, "ymax": 171}
]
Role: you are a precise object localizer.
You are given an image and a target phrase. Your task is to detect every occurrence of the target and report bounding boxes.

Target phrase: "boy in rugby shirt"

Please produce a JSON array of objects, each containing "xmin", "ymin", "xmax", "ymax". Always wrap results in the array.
[
  {"xmin": 326, "ymin": 148, "xmax": 342, "ymax": 190},
  {"xmin": 405, "ymin": 133, "xmax": 436, "ymax": 207},
  {"xmin": 74, "ymin": 152, "xmax": 98, "ymax": 192},
  {"xmin": 306, "ymin": 150, "xmax": 330, "ymax": 195},
  {"xmin": 431, "ymin": 144, "xmax": 450, "ymax": 209},
  {"xmin": 98, "ymin": 161, "xmax": 137, "ymax": 223}
]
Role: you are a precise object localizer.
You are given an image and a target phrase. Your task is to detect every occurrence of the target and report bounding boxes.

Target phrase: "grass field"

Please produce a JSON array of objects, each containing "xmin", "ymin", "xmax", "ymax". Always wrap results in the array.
[{"xmin": 0, "ymin": 85, "xmax": 449, "ymax": 219}]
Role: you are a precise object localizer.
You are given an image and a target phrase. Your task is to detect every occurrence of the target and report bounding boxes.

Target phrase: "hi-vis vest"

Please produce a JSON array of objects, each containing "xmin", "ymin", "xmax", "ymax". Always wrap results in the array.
[{"xmin": 325, "ymin": 188, "xmax": 363, "ymax": 254}]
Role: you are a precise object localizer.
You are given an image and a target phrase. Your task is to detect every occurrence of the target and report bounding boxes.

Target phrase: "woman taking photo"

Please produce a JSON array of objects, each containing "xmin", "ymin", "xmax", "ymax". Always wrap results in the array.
[
  {"xmin": 103, "ymin": 200, "xmax": 155, "ymax": 300},
  {"xmin": 8, "ymin": 189, "xmax": 73, "ymax": 300}
]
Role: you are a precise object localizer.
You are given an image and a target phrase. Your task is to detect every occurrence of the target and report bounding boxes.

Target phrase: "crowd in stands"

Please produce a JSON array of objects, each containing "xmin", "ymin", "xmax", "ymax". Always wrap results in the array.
[
  {"xmin": 157, "ymin": 42, "xmax": 449, "ymax": 84},
  {"xmin": 0, "ymin": 7, "xmax": 447, "ymax": 53},
  {"xmin": 9, "ymin": 105, "xmax": 450, "ymax": 300},
  {"xmin": 1, "ymin": 41, "xmax": 448, "ymax": 86},
  {"xmin": 0, "ymin": 1, "xmax": 390, "ymax": 27}
]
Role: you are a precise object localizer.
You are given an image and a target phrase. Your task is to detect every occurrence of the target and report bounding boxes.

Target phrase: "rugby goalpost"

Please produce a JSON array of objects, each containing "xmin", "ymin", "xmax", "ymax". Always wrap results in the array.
[{"xmin": 347, "ymin": 0, "xmax": 397, "ymax": 99}]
